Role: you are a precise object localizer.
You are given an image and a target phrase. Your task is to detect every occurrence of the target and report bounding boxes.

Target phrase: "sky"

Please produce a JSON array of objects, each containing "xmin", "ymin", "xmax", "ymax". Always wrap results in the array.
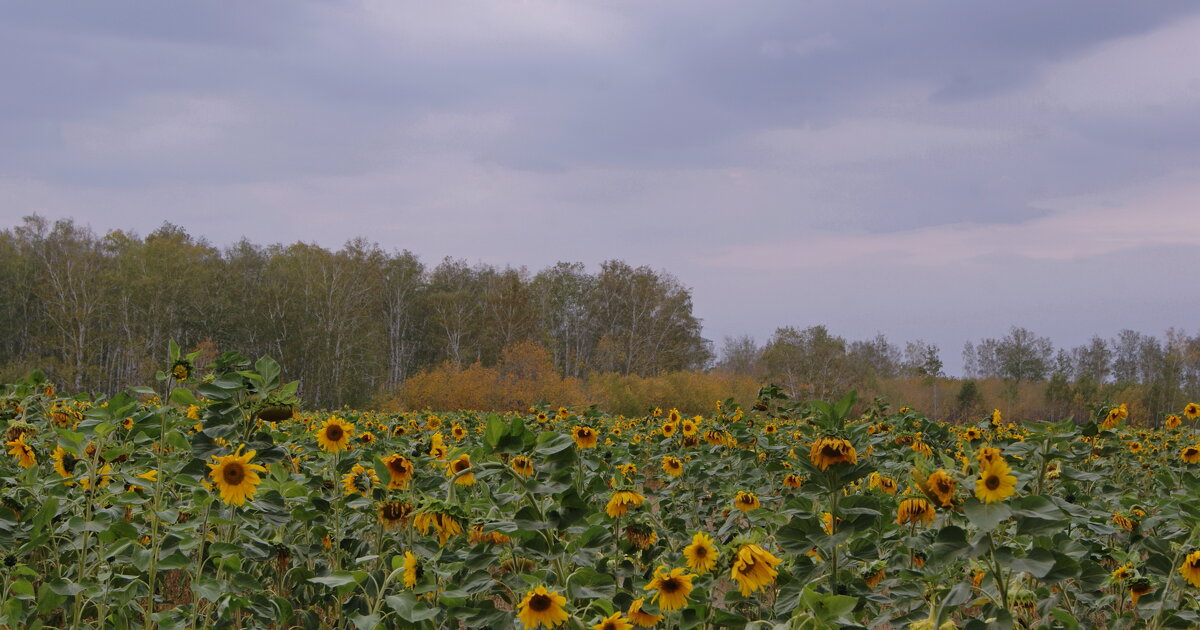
[{"xmin": 3, "ymin": 1, "xmax": 1200, "ymax": 374}]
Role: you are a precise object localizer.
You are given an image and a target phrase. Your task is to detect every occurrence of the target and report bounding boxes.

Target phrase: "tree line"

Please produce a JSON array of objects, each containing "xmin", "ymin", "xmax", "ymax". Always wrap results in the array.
[{"xmin": 0, "ymin": 216, "xmax": 711, "ymax": 407}]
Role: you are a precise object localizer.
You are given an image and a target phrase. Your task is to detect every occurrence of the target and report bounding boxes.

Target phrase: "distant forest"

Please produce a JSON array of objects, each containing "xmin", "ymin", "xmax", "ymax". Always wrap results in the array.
[{"xmin": 2, "ymin": 215, "xmax": 1198, "ymax": 421}]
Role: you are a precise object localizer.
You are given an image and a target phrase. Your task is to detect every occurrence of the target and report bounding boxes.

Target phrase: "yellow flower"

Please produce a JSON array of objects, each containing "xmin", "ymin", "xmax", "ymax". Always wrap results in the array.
[
  {"xmin": 683, "ymin": 532, "xmax": 719, "ymax": 574},
  {"xmin": 924, "ymin": 469, "xmax": 957, "ymax": 507},
  {"xmin": 896, "ymin": 498, "xmax": 936, "ymax": 526},
  {"xmin": 644, "ymin": 566, "xmax": 696, "ymax": 611},
  {"xmin": 51, "ymin": 446, "xmax": 79, "ymax": 484},
  {"xmin": 783, "ymin": 473, "xmax": 804, "ymax": 489},
  {"xmin": 1185, "ymin": 403, "xmax": 1200, "ymax": 420},
  {"xmin": 809, "ymin": 437, "xmax": 857, "ymax": 471},
  {"xmin": 381, "ymin": 454, "xmax": 414, "ymax": 489},
  {"xmin": 661, "ymin": 456, "xmax": 683, "ymax": 477},
  {"xmin": 975, "ymin": 460, "xmax": 1017, "ymax": 504},
  {"xmin": 315, "ymin": 416, "xmax": 354, "ymax": 453},
  {"xmin": 1166, "ymin": 415, "xmax": 1182, "ymax": 429},
  {"xmin": 869, "ymin": 472, "xmax": 897, "ymax": 495},
  {"xmin": 1130, "ymin": 580, "xmax": 1152, "ymax": 606},
  {"xmin": 991, "ymin": 409, "xmax": 1002, "ymax": 426},
  {"xmin": 6, "ymin": 435, "xmax": 36, "ymax": 469},
  {"xmin": 1180, "ymin": 551, "xmax": 1200, "ymax": 588},
  {"xmin": 512, "ymin": 456, "xmax": 535, "ymax": 478},
  {"xmin": 446, "ymin": 453, "xmax": 475, "ymax": 486},
  {"xmin": 1181, "ymin": 445, "xmax": 1200, "ymax": 464},
  {"xmin": 342, "ymin": 462, "xmax": 378, "ymax": 496},
  {"xmin": 517, "ymin": 586, "xmax": 569, "ymax": 629},
  {"xmin": 572, "ymin": 426, "xmax": 598, "ymax": 449},
  {"xmin": 403, "ymin": 551, "xmax": 419, "ymax": 588},
  {"xmin": 207, "ymin": 446, "xmax": 267, "ymax": 506},
  {"xmin": 606, "ymin": 491, "xmax": 646, "ymax": 518},
  {"xmin": 626, "ymin": 598, "xmax": 663, "ymax": 628},
  {"xmin": 1110, "ymin": 563, "xmax": 1132, "ymax": 582},
  {"xmin": 429, "ymin": 432, "xmax": 447, "ymax": 460},
  {"xmin": 592, "ymin": 612, "xmax": 633, "ymax": 630},
  {"xmin": 378, "ymin": 501, "xmax": 412, "ymax": 530},
  {"xmin": 821, "ymin": 511, "xmax": 838, "ymax": 535},
  {"xmin": 730, "ymin": 544, "xmax": 781, "ymax": 596},
  {"xmin": 734, "ymin": 491, "xmax": 760, "ymax": 512}
]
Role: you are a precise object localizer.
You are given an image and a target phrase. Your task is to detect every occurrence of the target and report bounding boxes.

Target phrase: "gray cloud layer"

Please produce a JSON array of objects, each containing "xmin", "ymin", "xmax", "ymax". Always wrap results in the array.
[{"xmin": 4, "ymin": 1, "xmax": 1200, "ymax": 373}]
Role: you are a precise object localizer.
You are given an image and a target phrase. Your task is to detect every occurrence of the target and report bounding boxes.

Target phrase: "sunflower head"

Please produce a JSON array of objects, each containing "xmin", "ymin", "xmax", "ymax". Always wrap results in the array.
[
  {"xmin": 512, "ymin": 455, "xmax": 535, "ymax": 478},
  {"xmin": 661, "ymin": 456, "xmax": 683, "ymax": 477},
  {"xmin": 517, "ymin": 586, "xmax": 569, "ymax": 629},
  {"xmin": 316, "ymin": 416, "xmax": 355, "ymax": 453},
  {"xmin": 809, "ymin": 437, "xmax": 857, "ymax": 471},
  {"xmin": 207, "ymin": 446, "xmax": 267, "ymax": 506}
]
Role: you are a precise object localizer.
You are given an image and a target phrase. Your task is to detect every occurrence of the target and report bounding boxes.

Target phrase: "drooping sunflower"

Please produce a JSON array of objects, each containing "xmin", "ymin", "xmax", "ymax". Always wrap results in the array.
[
  {"xmin": 1113, "ymin": 513, "xmax": 1136, "ymax": 532},
  {"xmin": 512, "ymin": 455, "xmax": 535, "ymax": 478},
  {"xmin": 925, "ymin": 469, "xmax": 957, "ymax": 507},
  {"xmin": 342, "ymin": 462, "xmax": 378, "ymax": 496},
  {"xmin": 730, "ymin": 544, "xmax": 782, "ymax": 596},
  {"xmin": 446, "ymin": 453, "xmax": 475, "ymax": 486},
  {"xmin": 592, "ymin": 612, "xmax": 633, "ymax": 630},
  {"xmin": 644, "ymin": 566, "xmax": 696, "ymax": 611},
  {"xmin": 1181, "ymin": 551, "xmax": 1200, "ymax": 587},
  {"xmin": 1185, "ymin": 403, "xmax": 1200, "ymax": 420},
  {"xmin": 809, "ymin": 437, "xmax": 857, "ymax": 471},
  {"xmin": 733, "ymin": 491, "xmax": 760, "ymax": 512},
  {"xmin": 783, "ymin": 473, "xmax": 804, "ymax": 489},
  {"xmin": 683, "ymin": 532, "xmax": 719, "ymax": 574},
  {"xmin": 378, "ymin": 501, "xmax": 413, "ymax": 530},
  {"xmin": 435, "ymin": 513, "xmax": 463, "ymax": 546},
  {"xmin": 315, "ymin": 416, "xmax": 355, "ymax": 453},
  {"xmin": 868, "ymin": 472, "xmax": 897, "ymax": 495},
  {"xmin": 1130, "ymin": 580, "xmax": 1152, "ymax": 606},
  {"xmin": 517, "ymin": 585, "xmax": 570, "ymax": 629},
  {"xmin": 661, "ymin": 456, "xmax": 684, "ymax": 477},
  {"xmin": 1182, "ymin": 445, "xmax": 1200, "ymax": 464},
  {"xmin": 977, "ymin": 447, "xmax": 1003, "ymax": 467},
  {"xmin": 52, "ymin": 445, "xmax": 80, "ymax": 484},
  {"xmin": 403, "ymin": 550, "xmax": 419, "ymax": 588},
  {"xmin": 381, "ymin": 454, "xmax": 414, "ymax": 489},
  {"xmin": 1166, "ymin": 415, "xmax": 1182, "ymax": 429},
  {"xmin": 864, "ymin": 567, "xmax": 885, "ymax": 589},
  {"xmin": 429, "ymin": 433, "xmax": 448, "ymax": 460},
  {"xmin": 896, "ymin": 497, "xmax": 936, "ymax": 526},
  {"xmin": 975, "ymin": 460, "xmax": 1017, "ymax": 504},
  {"xmin": 207, "ymin": 446, "xmax": 267, "ymax": 506},
  {"xmin": 572, "ymin": 426, "xmax": 598, "ymax": 449},
  {"xmin": 626, "ymin": 598, "xmax": 663, "ymax": 628},
  {"xmin": 6, "ymin": 435, "xmax": 36, "ymax": 469},
  {"xmin": 606, "ymin": 490, "xmax": 646, "ymax": 518}
]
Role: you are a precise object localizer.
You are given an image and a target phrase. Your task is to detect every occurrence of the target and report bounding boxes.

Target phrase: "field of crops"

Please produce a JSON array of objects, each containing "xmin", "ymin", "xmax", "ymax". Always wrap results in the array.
[{"xmin": 4, "ymin": 349, "xmax": 1200, "ymax": 630}]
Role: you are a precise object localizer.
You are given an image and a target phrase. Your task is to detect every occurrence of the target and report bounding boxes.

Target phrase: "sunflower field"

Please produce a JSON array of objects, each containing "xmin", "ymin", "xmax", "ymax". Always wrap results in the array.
[{"xmin": 4, "ymin": 348, "xmax": 1200, "ymax": 630}]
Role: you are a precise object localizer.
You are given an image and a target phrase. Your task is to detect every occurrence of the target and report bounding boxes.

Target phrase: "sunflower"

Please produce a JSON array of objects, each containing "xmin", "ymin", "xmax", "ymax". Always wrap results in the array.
[
  {"xmin": 962, "ymin": 428, "xmax": 982, "ymax": 442},
  {"xmin": 991, "ymin": 409, "xmax": 1002, "ymax": 426},
  {"xmin": 315, "ymin": 416, "xmax": 354, "ymax": 453},
  {"xmin": 1166, "ymin": 415, "xmax": 1182, "ymax": 429},
  {"xmin": 661, "ymin": 456, "xmax": 683, "ymax": 477},
  {"xmin": 975, "ymin": 460, "xmax": 1017, "ymax": 504},
  {"xmin": 512, "ymin": 455, "xmax": 535, "ymax": 478},
  {"xmin": 572, "ymin": 426, "xmax": 598, "ymax": 449},
  {"xmin": 342, "ymin": 462, "xmax": 378, "ymax": 496},
  {"xmin": 683, "ymin": 532, "xmax": 719, "ymax": 574},
  {"xmin": 896, "ymin": 498, "xmax": 936, "ymax": 526},
  {"xmin": 557, "ymin": 407, "xmax": 570, "ymax": 419},
  {"xmin": 1128, "ymin": 441, "xmax": 1143, "ymax": 454},
  {"xmin": 1182, "ymin": 445, "xmax": 1200, "ymax": 464},
  {"xmin": 207, "ymin": 446, "xmax": 267, "ymax": 506},
  {"xmin": 170, "ymin": 360, "xmax": 191, "ymax": 380},
  {"xmin": 536, "ymin": 412, "xmax": 548, "ymax": 423},
  {"xmin": 1110, "ymin": 563, "xmax": 1132, "ymax": 582},
  {"xmin": 593, "ymin": 612, "xmax": 633, "ymax": 630},
  {"xmin": 446, "ymin": 453, "xmax": 475, "ymax": 486},
  {"xmin": 403, "ymin": 550, "xmax": 419, "ymax": 588},
  {"xmin": 617, "ymin": 463, "xmax": 637, "ymax": 478},
  {"xmin": 925, "ymin": 469, "xmax": 957, "ymax": 507},
  {"xmin": 517, "ymin": 586, "xmax": 569, "ymax": 629},
  {"xmin": 626, "ymin": 525, "xmax": 658, "ymax": 549},
  {"xmin": 911, "ymin": 441, "xmax": 933, "ymax": 457},
  {"xmin": 661, "ymin": 422, "xmax": 677, "ymax": 438},
  {"xmin": 6, "ymin": 435, "xmax": 36, "ymax": 469},
  {"xmin": 668, "ymin": 409, "xmax": 681, "ymax": 423},
  {"xmin": 52, "ymin": 446, "xmax": 79, "ymax": 483},
  {"xmin": 644, "ymin": 566, "xmax": 696, "ymax": 611},
  {"xmin": 1180, "ymin": 551, "xmax": 1200, "ymax": 587},
  {"xmin": 730, "ymin": 544, "xmax": 782, "ymax": 596},
  {"xmin": 626, "ymin": 598, "xmax": 663, "ymax": 628},
  {"xmin": 783, "ymin": 473, "xmax": 804, "ymax": 489},
  {"xmin": 821, "ymin": 511, "xmax": 838, "ymax": 535},
  {"xmin": 733, "ymin": 491, "xmax": 759, "ymax": 512},
  {"xmin": 1112, "ymin": 513, "xmax": 1136, "ymax": 532},
  {"xmin": 864, "ymin": 568, "xmax": 885, "ymax": 589},
  {"xmin": 451, "ymin": 424, "xmax": 467, "ymax": 441},
  {"xmin": 1130, "ymin": 580, "xmax": 1152, "ymax": 606},
  {"xmin": 809, "ymin": 437, "xmax": 857, "ymax": 471},
  {"xmin": 429, "ymin": 433, "xmax": 448, "ymax": 460},
  {"xmin": 381, "ymin": 454, "xmax": 414, "ymax": 490},
  {"xmin": 606, "ymin": 490, "xmax": 646, "ymax": 518},
  {"xmin": 378, "ymin": 501, "xmax": 413, "ymax": 530},
  {"xmin": 681, "ymin": 419, "xmax": 699, "ymax": 437},
  {"xmin": 869, "ymin": 472, "xmax": 897, "ymax": 495},
  {"xmin": 1185, "ymin": 403, "xmax": 1200, "ymax": 420}
]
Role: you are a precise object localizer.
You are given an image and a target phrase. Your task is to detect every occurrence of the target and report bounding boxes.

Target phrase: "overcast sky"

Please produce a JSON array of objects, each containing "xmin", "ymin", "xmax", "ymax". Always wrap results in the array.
[{"xmin": 3, "ymin": 1, "xmax": 1200, "ymax": 373}]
